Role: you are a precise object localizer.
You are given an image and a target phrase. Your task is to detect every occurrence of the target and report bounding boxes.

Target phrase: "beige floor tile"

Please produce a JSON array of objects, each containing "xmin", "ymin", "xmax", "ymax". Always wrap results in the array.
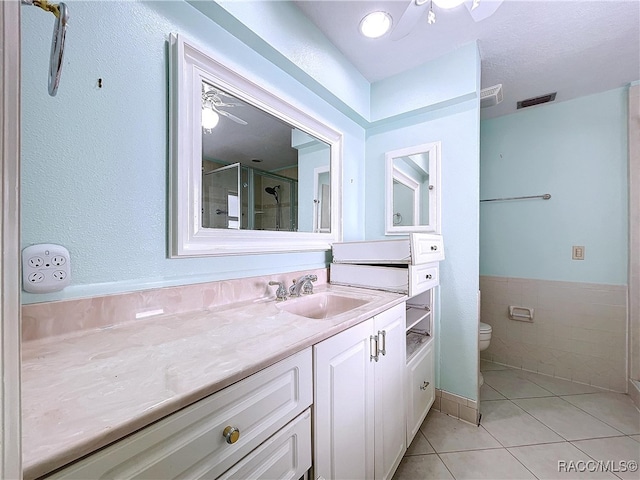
[
  {"xmin": 524, "ymin": 372, "xmax": 607, "ymax": 396},
  {"xmin": 439, "ymin": 448, "xmax": 536, "ymax": 479},
  {"xmin": 571, "ymin": 436, "xmax": 640, "ymax": 480},
  {"xmin": 420, "ymin": 410, "xmax": 501, "ymax": 453},
  {"xmin": 561, "ymin": 393, "xmax": 640, "ymax": 435},
  {"xmin": 508, "ymin": 442, "xmax": 619, "ymax": 479},
  {"xmin": 392, "ymin": 454, "xmax": 454, "ymax": 480},
  {"xmin": 480, "ymin": 359, "xmax": 509, "ymax": 371},
  {"xmin": 483, "ymin": 369, "xmax": 555, "ymax": 399},
  {"xmin": 480, "ymin": 383, "xmax": 506, "ymax": 401},
  {"xmin": 513, "ymin": 397, "xmax": 624, "ymax": 441},
  {"xmin": 480, "ymin": 400, "xmax": 565, "ymax": 447},
  {"xmin": 406, "ymin": 430, "xmax": 435, "ymax": 456}
]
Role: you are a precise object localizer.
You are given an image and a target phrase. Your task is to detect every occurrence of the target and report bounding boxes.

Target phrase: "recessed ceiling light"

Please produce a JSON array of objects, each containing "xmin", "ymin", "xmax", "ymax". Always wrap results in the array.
[
  {"xmin": 433, "ymin": 0, "xmax": 465, "ymax": 9},
  {"xmin": 359, "ymin": 11, "xmax": 392, "ymax": 39}
]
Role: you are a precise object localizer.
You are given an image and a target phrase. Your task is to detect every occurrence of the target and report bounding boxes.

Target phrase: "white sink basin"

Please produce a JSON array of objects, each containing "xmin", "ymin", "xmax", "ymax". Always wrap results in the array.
[{"xmin": 277, "ymin": 292, "xmax": 368, "ymax": 320}]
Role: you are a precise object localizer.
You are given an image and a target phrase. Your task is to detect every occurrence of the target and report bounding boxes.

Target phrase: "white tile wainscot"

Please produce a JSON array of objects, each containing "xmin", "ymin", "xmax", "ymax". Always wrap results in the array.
[{"xmin": 479, "ymin": 275, "xmax": 628, "ymax": 392}]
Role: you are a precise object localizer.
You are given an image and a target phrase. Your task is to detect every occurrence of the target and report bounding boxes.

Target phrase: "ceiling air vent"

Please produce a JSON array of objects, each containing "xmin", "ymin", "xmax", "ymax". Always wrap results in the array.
[
  {"xmin": 480, "ymin": 84, "xmax": 503, "ymax": 108},
  {"xmin": 517, "ymin": 92, "xmax": 557, "ymax": 109}
]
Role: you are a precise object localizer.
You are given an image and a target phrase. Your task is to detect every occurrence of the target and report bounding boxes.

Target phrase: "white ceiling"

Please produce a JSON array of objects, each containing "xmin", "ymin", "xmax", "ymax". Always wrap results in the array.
[{"xmin": 294, "ymin": 0, "xmax": 640, "ymax": 119}]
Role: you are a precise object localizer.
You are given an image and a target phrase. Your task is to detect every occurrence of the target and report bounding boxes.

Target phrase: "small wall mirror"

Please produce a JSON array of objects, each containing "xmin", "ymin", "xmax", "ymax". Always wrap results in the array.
[
  {"xmin": 385, "ymin": 142, "xmax": 441, "ymax": 235},
  {"xmin": 169, "ymin": 34, "xmax": 343, "ymax": 256}
]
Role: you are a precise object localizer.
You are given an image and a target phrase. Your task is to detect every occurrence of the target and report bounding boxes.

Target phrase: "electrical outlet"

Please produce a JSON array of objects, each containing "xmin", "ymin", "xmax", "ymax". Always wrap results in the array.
[{"xmin": 22, "ymin": 244, "xmax": 71, "ymax": 293}]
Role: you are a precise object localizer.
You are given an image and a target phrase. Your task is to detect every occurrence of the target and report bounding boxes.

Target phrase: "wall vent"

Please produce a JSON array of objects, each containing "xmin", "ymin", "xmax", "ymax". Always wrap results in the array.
[
  {"xmin": 517, "ymin": 92, "xmax": 557, "ymax": 109},
  {"xmin": 480, "ymin": 84, "xmax": 503, "ymax": 108}
]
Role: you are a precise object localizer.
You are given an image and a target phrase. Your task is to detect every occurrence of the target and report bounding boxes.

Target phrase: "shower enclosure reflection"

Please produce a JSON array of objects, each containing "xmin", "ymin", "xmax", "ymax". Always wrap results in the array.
[
  {"xmin": 201, "ymin": 80, "xmax": 329, "ymax": 233},
  {"xmin": 203, "ymin": 160, "xmax": 298, "ymax": 231}
]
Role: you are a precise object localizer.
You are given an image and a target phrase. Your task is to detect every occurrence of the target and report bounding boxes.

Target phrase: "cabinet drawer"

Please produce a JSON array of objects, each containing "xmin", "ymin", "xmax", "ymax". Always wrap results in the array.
[
  {"xmin": 410, "ymin": 234, "xmax": 444, "ymax": 264},
  {"xmin": 331, "ymin": 233, "xmax": 444, "ymax": 266},
  {"xmin": 405, "ymin": 339, "xmax": 435, "ymax": 446},
  {"xmin": 408, "ymin": 263, "xmax": 439, "ymax": 297},
  {"xmin": 218, "ymin": 409, "xmax": 311, "ymax": 480},
  {"xmin": 331, "ymin": 263, "xmax": 439, "ymax": 296},
  {"xmin": 48, "ymin": 348, "xmax": 312, "ymax": 480}
]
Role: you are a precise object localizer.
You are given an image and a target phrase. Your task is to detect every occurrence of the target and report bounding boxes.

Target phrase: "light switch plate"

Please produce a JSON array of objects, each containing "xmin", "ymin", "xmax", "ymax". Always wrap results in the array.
[
  {"xmin": 22, "ymin": 243, "xmax": 71, "ymax": 293},
  {"xmin": 572, "ymin": 245, "xmax": 585, "ymax": 260}
]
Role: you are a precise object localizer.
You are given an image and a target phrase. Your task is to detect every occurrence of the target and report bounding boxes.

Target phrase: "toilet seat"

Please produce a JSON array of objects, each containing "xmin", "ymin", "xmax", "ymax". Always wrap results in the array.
[{"xmin": 479, "ymin": 322, "xmax": 492, "ymax": 334}]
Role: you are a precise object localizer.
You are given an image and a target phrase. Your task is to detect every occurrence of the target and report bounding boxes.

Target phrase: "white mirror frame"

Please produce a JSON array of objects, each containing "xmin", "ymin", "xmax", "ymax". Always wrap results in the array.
[
  {"xmin": 169, "ymin": 34, "xmax": 343, "ymax": 257},
  {"xmin": 385, "ymin": 141, "xmax": 441, "ymax": 235}
]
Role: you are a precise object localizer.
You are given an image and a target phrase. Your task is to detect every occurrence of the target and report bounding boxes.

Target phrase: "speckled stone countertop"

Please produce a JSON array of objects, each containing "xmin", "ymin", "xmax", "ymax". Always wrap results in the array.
[{"xmin": 22, "ymin": 284, "xmax": 405, "ymax": 479}]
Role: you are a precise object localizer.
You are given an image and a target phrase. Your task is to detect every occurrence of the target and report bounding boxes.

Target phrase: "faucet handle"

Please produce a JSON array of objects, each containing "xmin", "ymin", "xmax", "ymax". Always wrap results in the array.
[
  {"xmin": 302, "ymin": 275, "xmax": 317, "ymax": 295},
  {"xmin": 268, "ymin": 281, "xmax": 288, "ymax": 301}
]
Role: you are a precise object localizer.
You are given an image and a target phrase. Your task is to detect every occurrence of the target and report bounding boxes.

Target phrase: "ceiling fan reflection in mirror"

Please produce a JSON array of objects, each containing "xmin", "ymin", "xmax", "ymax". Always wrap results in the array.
[
  {"xmin": 390, "ymin": 0, "xmax": 504, "ymax": 40},
  {"xmin": 201, "ymin": 84, "xmax": 248, "ymax": 133}
]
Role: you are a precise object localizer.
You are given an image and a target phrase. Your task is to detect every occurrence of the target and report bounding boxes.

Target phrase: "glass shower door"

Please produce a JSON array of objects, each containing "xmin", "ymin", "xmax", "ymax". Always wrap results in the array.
[{"xmin": 202, "ymin": 163, "xmax": 241, "ymax": 229}]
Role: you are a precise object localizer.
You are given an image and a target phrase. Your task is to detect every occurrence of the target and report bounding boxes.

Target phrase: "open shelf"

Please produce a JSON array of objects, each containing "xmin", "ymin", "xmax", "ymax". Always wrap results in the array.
[
  {"xmin": 406, "ymin": 306, "xmax": 431, "ymax": 332},
  {"xmin": 406, "ymin": 331, "xmax": 432, "ymax": 363}
]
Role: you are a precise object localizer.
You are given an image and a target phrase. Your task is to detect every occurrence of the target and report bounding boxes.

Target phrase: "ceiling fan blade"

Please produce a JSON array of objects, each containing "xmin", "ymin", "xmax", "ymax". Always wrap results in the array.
[
  {"xmin": 465, "ymin": 0, "xmax": 504, "ymax": 22},
  {"xmin": 390, "ymin": 0, "xmax": 429, "ymax": 41},
  {"xmin": 216, "ymin": 109, "xmax": 248, "ymax": 125}
]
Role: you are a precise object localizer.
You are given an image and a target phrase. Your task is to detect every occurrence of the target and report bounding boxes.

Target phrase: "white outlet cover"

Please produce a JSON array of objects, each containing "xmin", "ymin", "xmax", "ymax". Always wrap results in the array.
[{"xmin": 22, "ymin": 243, "xmax": 71, "ymax": 293}]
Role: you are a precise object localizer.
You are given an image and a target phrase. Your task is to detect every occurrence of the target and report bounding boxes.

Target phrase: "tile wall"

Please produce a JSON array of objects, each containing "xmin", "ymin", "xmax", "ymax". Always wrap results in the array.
[{"xmin": 479, "ymin": 276, "xmax": 628, "ymax": 392}]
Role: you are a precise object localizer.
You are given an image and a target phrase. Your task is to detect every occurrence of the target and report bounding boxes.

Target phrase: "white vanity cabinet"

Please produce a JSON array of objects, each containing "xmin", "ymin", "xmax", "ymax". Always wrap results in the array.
[
  {"xmin": 46, "ymin": 348, "xmax": 313, "ymax": 480},
  {"xmin": 330, "ymin": 234, "xmax": 442, "ymax": 451},
  {"xmin": 314, "ymin": 303, "xmax": 406, "ymax": 480}
]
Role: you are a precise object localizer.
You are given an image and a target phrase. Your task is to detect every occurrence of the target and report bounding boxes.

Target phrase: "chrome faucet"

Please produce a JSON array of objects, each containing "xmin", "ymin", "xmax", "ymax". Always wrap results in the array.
[
  {"xmin": 289, "ymin": 274, "xmax": 318, "ymax": 297},
  {"xmin": 268, "ymin": 281, "xmax": 288, "ymax": 301}
]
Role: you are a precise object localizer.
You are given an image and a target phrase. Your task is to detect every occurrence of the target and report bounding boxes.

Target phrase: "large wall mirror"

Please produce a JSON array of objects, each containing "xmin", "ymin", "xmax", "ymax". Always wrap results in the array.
[
  {"xmin": 385, "ymin": 142, "xmax": 441, "ymax": 235},
  {"xmin": 169, "ymin": 34, "xmax": 343, "ymax": 256}
]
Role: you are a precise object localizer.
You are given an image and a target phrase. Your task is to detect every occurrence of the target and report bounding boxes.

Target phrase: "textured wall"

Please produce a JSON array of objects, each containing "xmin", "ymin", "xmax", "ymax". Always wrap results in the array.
[
  {"xmin": 21, "ymin": 0, "xmax": 365, "ymax": 303},
  {"xmin": 480, "ymin": 87, "xmax": 628, "ymax": 284},
  {"xmin": 365, "ymin": 42, "xmax": 481, "ymax": 400}
]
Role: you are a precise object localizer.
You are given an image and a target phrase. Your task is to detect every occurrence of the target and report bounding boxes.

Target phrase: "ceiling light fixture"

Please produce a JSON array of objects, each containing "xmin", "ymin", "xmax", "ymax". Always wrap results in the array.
[
  {"xmin": 359, "ymin": 11, "xmax": 392, "ymax": 38},
  {"xmin": 432, "ymin": 0, "xmax": 465, "ymax": 9},
  {"xmin": 202, "ymin": 108, "xmax": 219, "ymax": 132}
]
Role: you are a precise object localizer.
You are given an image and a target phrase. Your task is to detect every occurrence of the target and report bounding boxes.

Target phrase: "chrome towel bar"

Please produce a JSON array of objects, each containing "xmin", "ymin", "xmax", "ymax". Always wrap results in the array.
[{"xmin": 480, "ymin": 193, "xmax": 551, "ymax": 203}]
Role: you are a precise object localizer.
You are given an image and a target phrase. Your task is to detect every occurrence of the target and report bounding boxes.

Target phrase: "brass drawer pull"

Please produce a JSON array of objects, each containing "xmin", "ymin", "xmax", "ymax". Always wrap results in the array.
[
  {"xmin": 420, "ymin": 381, "xmax": 430, "ymax": 391},
  {"xmin": 425, "ymin": 274, "xmax": 433, "ymax": 280},
  {"xmin": 223, "ymin": 426, "xmax": 240, "ymax": 444},
  {"xmin": 430, "ymin": 245, "xmax": 438, "ymax": 251}
]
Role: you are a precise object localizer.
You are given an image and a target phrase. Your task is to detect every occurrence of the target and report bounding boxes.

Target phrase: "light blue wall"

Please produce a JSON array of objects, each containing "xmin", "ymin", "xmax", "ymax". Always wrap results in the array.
[
  {"xmin": 22, "ymin": 0, "xmax": 482, "ymax": 402},
  {"xmin": 21, "ymin": 0, "xmax": 365, "ymax": 303},
  {"xmin": 365, "ymin": 45, "xmax": 482, "ymax": 400},
  {"xmin": 371, "ymin": 44, "xmax": 478, "ymax": 122},
  {"xmin": 480, "ymin": 87, "xmax": 628, "ymax": 284},
  {"xmin": 188, "ymin": 0, "xmax": 371, "ymax": 124}
]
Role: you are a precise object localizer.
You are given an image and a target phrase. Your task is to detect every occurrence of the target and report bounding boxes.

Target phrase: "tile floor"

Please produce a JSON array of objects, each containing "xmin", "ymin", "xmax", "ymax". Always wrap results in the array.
[{"xmin": 393, "ymin": 361, "xmax": 640, "ymax": 480}]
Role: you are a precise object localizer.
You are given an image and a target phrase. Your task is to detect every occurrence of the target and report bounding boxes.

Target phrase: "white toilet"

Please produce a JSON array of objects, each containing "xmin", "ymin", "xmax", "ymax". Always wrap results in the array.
[{"xmin": 478, "ymin": 322, "xmax": 493, "ymax": 386}]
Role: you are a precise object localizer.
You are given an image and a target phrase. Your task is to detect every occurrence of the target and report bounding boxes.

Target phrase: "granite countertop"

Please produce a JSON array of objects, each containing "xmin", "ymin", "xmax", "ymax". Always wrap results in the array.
[{"xmin": 21, "ymin": 284, "xmax": 405, "ymax": 479}]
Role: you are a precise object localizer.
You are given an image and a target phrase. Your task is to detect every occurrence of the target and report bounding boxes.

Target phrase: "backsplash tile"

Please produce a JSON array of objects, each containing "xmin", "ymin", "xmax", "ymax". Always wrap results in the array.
[
  {"xmin": 22, "ymin": 268, "xmax": 328, "ymax": 342},
  {"xmin": 480, "ymin": 276, "xmax": 628, "ymax": 392}
]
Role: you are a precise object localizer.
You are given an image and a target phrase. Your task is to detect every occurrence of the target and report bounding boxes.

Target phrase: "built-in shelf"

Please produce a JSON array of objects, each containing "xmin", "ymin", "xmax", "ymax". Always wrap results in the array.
[{"xmin": 406, "ymin": 306, "xmax": 431, "ymax": 332}]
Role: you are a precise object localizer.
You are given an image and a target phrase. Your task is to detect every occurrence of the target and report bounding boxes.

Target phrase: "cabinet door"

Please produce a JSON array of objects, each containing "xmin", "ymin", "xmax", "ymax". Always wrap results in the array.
[
  {"xmin": 373, "ymin": 303, "xmax": 407, "ymax": 480},
  {"xmin": 406, "ymin": 338, "xmax": 435, "ymax": 446},
  {"xmin": 314, "ymin": 319, "xmax": 375, "ymax": 480}
]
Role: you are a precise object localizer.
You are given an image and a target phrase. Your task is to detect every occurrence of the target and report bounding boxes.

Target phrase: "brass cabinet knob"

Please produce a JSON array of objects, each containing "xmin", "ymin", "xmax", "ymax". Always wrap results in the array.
[{"xmin": 223, "ymin": 426, "xmax": 240, "ymax": 444}]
